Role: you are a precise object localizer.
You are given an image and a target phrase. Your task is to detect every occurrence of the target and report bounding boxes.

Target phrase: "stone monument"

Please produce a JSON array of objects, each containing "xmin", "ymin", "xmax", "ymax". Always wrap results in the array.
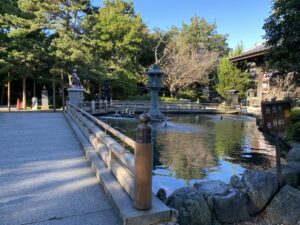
[
  {"xmin": 67, "ymin": 68, "xmax": 84, "ymax": 106},
  {"xmin": 146, "ymin": 64, "xmax": 165, "ymax": 121},
  {"xmin": 31, "ymin": 97, "xmax": 38, "ymax": 110},
  {"xmin": 41, "ymin": 86, "xmax": 49, "ymax": 110}
]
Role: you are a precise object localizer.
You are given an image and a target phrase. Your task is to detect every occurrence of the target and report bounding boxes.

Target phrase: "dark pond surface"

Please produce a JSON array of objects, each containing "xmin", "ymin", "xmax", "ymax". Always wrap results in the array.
[{"xmin": 100, "ymin": 114, "xmax": 288, "ymax": 196}]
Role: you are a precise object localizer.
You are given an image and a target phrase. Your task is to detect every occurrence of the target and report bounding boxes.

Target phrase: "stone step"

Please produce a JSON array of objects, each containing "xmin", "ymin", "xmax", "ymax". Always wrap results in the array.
[{"xmin": 65, "ymin": 113, "xmax": 172, "ymax": 225}]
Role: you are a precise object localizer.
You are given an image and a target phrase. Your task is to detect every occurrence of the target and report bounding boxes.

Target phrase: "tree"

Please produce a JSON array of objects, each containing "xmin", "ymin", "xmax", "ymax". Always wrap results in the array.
[
  {"xmin": 7, "ymin": 0, "xmax": 99, "ymax": 110},
  {"xmin": 180, "ymin": 16, "xmax": 229, "ymax": 55},
  {"xmin": 263, "ymin": 0, "xmax": 300, "ymax": 74},
  {"xmin": 160, "ymin": 16, "xmax": 227, "ymax": 98},
  {"xmin": 0, "ymin": 0, "xmax": 48, "ymax": 110},
  {"xmin": 228, "ymin": 41, "xmax": 244, "ymax": 58},
  {"xmin": 162, "ymin": 37, "xmax": 218, "ymax": 98},
  {"xmin": 82, "ymin": 0, "xmax": 147, "ymax": 97},
  {"xmin": 215, "ymin": 57, "xmax": 250, "ymax": 98}
]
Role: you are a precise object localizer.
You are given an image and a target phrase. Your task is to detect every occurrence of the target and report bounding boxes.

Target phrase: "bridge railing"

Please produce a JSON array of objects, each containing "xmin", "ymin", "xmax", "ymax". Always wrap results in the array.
[
  {"xmin": 78, "ymin": 100, "xmax": 221, "ymax": 114},
  {"xmin": 104, "ymin": 100, "xmax": 220, "ymax": 114},
  {"xmin": 66, "ymin": 102, "xmax": 152, "ymax": 209},
  {"xmin": 79, "ymin": 100, "xmax": 108, "ymax": 113}
]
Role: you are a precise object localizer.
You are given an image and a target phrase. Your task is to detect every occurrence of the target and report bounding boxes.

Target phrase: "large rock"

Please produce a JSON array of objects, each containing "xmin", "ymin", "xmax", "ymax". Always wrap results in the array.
[
  {"xmin": 287, "ymin": 145, "xmax": 300, "ymax": 162},
  {"xmin": 166, "ymin": 187, "xmax": 211, "ymax": 225},
  {"xmin": 230, "ymin": 175, "xmax": 245, "ymax": 189},
  {"xmin": 213, "ymin": 187, "xmax": 250, "ymax": 223},
  {"xmin": 194, "ymin": 180, "xmax": 250, "ymax": 223},
  {"xmin": 241, "ymin": 170, "xmax": 278, "ymax": 215},
  {"xmin": 286, "ymin": 161, "xmax": 300, "ymax": 173},
  {"xmin": 194, "ymin": 180, "xmax": 231, "ymax": 209},
  {"xmin": 268, "ymin": 165, "xmax": 299, "ymax": 187},
  {"xmin": 265, "ymin": 185, "xmax": 300, "ymax": 225}
]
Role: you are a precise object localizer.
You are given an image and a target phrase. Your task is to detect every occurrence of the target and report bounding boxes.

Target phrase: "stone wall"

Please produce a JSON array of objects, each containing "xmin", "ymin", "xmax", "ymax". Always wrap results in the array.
[{"xmin": 163, "ymin": 144, "xmax": 300, "ymax": 225}]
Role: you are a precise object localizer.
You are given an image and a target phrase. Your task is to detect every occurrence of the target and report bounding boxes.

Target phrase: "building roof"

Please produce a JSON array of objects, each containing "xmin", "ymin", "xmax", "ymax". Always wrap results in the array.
[{"xmin": 229, "ymin": 42, "xmax": 270, "ymax": 62}]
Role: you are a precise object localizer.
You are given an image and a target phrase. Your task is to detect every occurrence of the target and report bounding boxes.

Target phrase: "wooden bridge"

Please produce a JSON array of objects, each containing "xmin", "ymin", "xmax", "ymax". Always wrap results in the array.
[{"xmin": 0, "ymin": 105, "xmax": 173, "ymax": 225}]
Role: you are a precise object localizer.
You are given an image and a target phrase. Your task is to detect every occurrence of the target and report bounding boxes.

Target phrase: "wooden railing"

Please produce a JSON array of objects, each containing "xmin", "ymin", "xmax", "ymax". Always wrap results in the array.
[
  {"xmin": 79, "ymin": 100, "xmax": 222, "ymax": 114},
  {"xmin": 109, "ymin": 100, "xmax": 220, "ymax": 113},
  {"xmin": 78, "ymin": 100, "xmax": 243, "ymax": 115},
  {"xmin": 66, "ymin": 102, "xmax": 152, "ymax": 209},
  {"xmin": 79, "ymin": 100, "xmax": 108, "ymax": 114}
]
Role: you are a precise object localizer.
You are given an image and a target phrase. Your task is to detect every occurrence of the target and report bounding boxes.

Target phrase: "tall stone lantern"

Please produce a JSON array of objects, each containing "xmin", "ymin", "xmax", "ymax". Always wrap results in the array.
[{"xmin": 146, "ymin": 64, "xmax": 165, "ymax": 121}]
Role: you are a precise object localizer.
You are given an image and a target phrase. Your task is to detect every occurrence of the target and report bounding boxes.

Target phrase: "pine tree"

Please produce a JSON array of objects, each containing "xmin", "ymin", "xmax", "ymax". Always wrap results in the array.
[{"xmin": 82, "ymin": 0, "xmax": 147, "ymax": 96}]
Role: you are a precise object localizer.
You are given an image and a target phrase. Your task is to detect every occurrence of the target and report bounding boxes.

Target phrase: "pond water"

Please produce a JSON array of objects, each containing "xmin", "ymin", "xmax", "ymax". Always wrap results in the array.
[{"xmin": 100, "ymin": 114, "xmax": 287, "ymax": 196}]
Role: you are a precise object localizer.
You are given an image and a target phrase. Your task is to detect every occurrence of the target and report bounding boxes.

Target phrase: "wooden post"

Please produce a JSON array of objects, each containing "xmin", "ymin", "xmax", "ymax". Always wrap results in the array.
[
  {"xmin": 61, "ymin": 69, "xmax": 65, "ymax": 111},
  {"xmin": 33, "ymin": 78, "xmax": 36, "ymax": 97},
  {"xmin": 52, "ymin": 74, "xmax": 56, "ymax": 112},
  {"xmin": 105, "ymin": 100, "xmax": 108, "ymax": 113},
  {"xmin": 22, "ymin": 76, "xmax": 26, "ymax": 110},
  {"xmin": 134, "ymin": 113, "xmax": 152, "ymax": 210},
  {"xmin": 7, "ymin": 71, "xmax": 11, "ymax": 112},
  {"xmin": 91, "ymin": 100, "xmax": 95, "ymax": 113}
]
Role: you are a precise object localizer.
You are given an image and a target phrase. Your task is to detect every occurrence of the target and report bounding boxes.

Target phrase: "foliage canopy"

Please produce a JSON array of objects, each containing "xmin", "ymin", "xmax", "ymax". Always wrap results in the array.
[{"xmin": 263, "ymin": 0, "xmax": 300, "ymax": 74}]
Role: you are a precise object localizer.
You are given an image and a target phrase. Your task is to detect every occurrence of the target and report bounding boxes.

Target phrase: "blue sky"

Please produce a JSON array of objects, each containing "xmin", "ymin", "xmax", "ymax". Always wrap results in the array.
[{"xmin": 91, "ymin": 0, "xmax": 273, "ymax": 50}]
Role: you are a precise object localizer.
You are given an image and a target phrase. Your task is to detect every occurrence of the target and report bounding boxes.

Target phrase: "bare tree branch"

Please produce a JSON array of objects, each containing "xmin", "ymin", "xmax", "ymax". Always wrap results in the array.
[{"xmin": 160, "ymin": 39, "xmax": 218, "ymax": 97}]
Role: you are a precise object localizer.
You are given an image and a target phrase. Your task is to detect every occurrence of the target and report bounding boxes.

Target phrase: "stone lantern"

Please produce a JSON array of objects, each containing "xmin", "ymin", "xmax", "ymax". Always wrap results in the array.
[{"xmin": 146, "ymin": 64, "xmax": 165, "ymax": 121}]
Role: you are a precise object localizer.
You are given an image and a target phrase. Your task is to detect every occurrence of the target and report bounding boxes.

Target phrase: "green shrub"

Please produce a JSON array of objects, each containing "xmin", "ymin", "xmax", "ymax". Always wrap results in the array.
[
  {"xmin": 291, "ymin": 109, "xmax": 300, "ymax": 124},
  {"xmin": 179, "ymin": 89, "xmax": 199, "ymax": 101},
  {"xmin": 126, "ymin": 94, "xmax": 151, "ymax": 101},
  {"xmin": 290, "ymin": 121, "xmax": 300, "ymax": 142},
  {"xmin": 159, "ymin": 96, "xmax": 178, "ymax": 102}
]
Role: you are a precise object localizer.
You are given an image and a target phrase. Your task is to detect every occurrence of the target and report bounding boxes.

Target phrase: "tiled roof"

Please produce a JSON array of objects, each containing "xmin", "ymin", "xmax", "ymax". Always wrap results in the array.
[{"xmin": 229, "ymin": 42, "xmax": 270, "ymax": 62}]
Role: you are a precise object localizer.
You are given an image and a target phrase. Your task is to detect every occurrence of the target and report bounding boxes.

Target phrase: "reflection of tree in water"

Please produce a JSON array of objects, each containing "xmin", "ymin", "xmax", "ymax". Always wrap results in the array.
[
  {"xmin": 151, "ymin": 125, "xmax": 162, "ymax": 167},
  {"xmin": 214, "ymin": 121, "xmax": 276, "ymax": 170},
  {"xmin": 229, "ymin": 122, "xmax": 276, "ymax": 170},
  {"xmin": 214, "ymin": 121, "xmax": 245, "ymax": 157},
  {"xmin": 157, "ymin": 131, "xmax": 215, "ymax": 180},
  {"xmin": 101, "ymin": 115, "xmax": 282, "ymax": 183}
]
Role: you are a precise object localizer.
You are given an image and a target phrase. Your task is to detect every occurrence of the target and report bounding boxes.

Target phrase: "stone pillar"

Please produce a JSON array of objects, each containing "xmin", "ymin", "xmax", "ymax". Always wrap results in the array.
[
  {"xmin": 31, "ymin": 97, "xmax": 38, "ymax": 110},
  {"xmin": 67, "ymin": 87, "xmax": 84, "ymax": 106},
  {"xmin": 91, "ymin": 100, "xmax": 96, "ymax": 113},
  {"xmin": 41, "ymin": 87, "xmax": 49, "ymax": 110}
]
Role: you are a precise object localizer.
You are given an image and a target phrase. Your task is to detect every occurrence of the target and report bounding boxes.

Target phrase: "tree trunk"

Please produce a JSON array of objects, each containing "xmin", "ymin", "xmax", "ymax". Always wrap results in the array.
[
  {"xmin": 1, "ymin": 84, "xmax": 5, "ymax": 105},
  {"xmin": 7, "ymin": 72, "xmax": 11, "ymax": 112},
  {"xmin": 22, "ymin": 76, "xmax": 26, "ymax": 110},
  {"xmin": 33, "ymin": 78, "xmax": 36, "ymax": 97},
  {"xmin": 170, "ymin": 86, "xmax": 177, "ymax": 99},
  {"xmin": 99, "ymin": 86, "xmax": 101, "ymax": 101},
  {"xmin": 52, "ymin": 74, "xmax": 56, "ymax": 112},
  {"xmin": 61, "ymin": 69, "xmax": 65, "ymax": 111}
]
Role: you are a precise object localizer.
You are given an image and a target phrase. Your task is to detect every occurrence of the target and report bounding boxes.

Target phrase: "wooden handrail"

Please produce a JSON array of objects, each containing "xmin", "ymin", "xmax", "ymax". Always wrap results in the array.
[
  {"xmin": 67, "ymin": 102, "xmax": 153, "ymax": 209},
  {"xmin": 69, "ymin": 103, "xmax": 136, "ymax": 150}
]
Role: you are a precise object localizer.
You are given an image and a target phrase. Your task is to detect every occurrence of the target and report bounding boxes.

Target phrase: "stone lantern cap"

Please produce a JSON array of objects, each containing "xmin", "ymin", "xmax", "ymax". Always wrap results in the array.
[{"xmin": 146, "ymin": 64, "xmax": 165, "ymax": 77}]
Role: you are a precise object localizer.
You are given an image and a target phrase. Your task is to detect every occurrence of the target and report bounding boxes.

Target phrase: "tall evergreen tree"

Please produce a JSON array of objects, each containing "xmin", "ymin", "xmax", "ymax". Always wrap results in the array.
[
  {"xmin": 82, "ymin": 0, "xmax": 147, "ymax": 97},
  {"xmin": 263, "ymin": 0, "xmax": 300, "ymax": 74},
  {"xmin": 215, "ymin": 57, "xmax": 250, "ymax": 98}
]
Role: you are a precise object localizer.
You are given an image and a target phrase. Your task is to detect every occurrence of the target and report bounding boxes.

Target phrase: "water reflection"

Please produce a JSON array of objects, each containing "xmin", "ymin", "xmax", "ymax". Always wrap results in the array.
[{"xmin": 100, "ymin": 114, "xmax": 285, "ymax": 195}]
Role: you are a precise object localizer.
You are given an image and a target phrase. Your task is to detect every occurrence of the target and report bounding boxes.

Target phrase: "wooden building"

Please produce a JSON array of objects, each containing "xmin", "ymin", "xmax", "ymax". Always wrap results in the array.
[{"xmin": 229, "ymin": 42, "xmax": 270, "ymax": 107}]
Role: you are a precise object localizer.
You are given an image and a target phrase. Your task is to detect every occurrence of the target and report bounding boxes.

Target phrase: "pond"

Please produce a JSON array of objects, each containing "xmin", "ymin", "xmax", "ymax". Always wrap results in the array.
[{"xmin": 100, "ymin": 114, "xmax": 287, "ymax": 196}]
